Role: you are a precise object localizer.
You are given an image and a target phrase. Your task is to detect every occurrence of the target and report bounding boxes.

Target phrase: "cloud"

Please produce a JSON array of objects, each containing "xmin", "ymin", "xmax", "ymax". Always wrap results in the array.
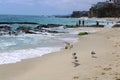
[
  {"xmin": 0, "ymin": 0, "xmax": 106, "ymax": 15},
  {"xmin": 0, "ymin": 0, "xmax": 34, "ymax": 5},
  {"xmin": 0, "ymin": 0, "xmax": 105, "ymax": 7},
  {"xmin": 36, "ymin": 0, "xmax": 105, "ymax": 11}
]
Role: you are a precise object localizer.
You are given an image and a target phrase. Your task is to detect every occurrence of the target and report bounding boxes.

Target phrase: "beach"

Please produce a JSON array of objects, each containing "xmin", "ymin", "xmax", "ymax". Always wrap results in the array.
[{"xmin": 0, "ymin": 27, "xmax": 120, "ymax": 80}]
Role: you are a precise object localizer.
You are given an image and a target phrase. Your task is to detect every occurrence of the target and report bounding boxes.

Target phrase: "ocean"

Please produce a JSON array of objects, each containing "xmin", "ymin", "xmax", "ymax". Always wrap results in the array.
[{"xmin": 0, "ymin": 15, "xmax": 100, "ymax": 64}]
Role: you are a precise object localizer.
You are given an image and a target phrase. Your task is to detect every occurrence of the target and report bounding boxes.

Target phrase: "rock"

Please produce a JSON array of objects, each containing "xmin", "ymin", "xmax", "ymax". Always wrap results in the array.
[
  {"xmin": 16, "ymin": 26, "xmax": 33, "ymax": 34},
  {"xmin": 34, "ymin": 25, "xmax": 48, "ymax": 31},
  {"xmin": 47, "ymin": 24, "xmax": 62, "ymax": 28},
  {"xmin": 113, "ymin": 24, "xmax": 120, "ymax": 27},
  {"xmin": 47, "ymin": 30, "xmax": 59, "ymax": 33},
  {"xmin": 0, "ymin": 26, "xmax": 12, "ymax": 36},
  {"xmin": 0, "ymin": 22, "xmax": 38, "ymax": 24},
  {"xmin": 0, "ymin": 26, "xmax": 11, "ymax": 31}
]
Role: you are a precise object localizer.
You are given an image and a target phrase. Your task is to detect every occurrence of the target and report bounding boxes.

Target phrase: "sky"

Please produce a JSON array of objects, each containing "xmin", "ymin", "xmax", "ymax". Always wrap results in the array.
[{"xmin": 0, "ymin": 0, "xmax": 105, "ymax": 15}]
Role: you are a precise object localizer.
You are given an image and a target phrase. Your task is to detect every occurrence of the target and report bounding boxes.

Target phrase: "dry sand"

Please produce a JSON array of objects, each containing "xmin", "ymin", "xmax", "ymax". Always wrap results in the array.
[{"xmin": 0, "ymin": 27, "xmax": 120, "ymax": 80}]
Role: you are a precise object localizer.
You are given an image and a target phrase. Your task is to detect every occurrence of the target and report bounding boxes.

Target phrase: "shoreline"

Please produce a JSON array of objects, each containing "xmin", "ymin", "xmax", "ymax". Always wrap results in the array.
[
  {"xmin": 0, "ymin": 27, "xmax": 120, "ymax": 80},
  {"xmin": 0, "ymin": 27, "xmax": 97, "ymax": 65}
]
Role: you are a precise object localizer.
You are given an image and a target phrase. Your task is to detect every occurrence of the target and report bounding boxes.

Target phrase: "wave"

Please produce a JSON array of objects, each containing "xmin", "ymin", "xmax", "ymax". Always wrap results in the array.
[{"xmin": 0, "ymin": 47, "xmax": 61, "ymax": 65}]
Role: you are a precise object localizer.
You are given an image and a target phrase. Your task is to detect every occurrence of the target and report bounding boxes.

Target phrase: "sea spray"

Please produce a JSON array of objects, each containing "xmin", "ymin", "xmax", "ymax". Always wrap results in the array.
[{"xmin": 0, "ymin": 47, "xmax": 61, "ymax": 64}]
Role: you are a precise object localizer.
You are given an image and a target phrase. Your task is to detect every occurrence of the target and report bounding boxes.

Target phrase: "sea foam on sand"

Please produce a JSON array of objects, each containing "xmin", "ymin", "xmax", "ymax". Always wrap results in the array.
[{"xmin": 0, "ymin": 47, "xmax": 61, "ymax": 65}]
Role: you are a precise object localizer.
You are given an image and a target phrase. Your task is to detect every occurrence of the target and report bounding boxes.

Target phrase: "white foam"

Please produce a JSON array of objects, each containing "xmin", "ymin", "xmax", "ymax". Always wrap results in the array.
[
  {"xmin": 0, "ymin": 42, "xmax": 16, "ymax": 49},
  {"xmin": 0, "ymin": 47, "xmax": 61, "ymax": 65}
]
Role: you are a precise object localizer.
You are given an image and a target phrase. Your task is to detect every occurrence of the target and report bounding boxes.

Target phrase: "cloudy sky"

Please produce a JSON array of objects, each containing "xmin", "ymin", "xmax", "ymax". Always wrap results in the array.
[{"xmin": 0, "ymin": 0, "xmax": 105, "ymax": 15}]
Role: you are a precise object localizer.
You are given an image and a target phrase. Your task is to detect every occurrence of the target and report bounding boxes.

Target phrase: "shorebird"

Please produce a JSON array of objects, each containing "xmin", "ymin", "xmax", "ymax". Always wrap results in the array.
[
  {"xmin": 91, "ymin": 51, "xmax": 97, "ymax": 58},
  {"xmin": 72, "ymin": 52, "xmax": 76, "ymax": 56},
  {"xmin": 91, "ymin": 51, "xmax": 96, "ymax": 55},
  {"xmin": 73, "ymin": 56, "xmax": 77, "ymax": 59}
]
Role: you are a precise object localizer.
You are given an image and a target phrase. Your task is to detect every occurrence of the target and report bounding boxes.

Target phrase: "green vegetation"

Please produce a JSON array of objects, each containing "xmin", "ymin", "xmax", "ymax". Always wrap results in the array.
[
  {"xmin": 78, "ymin": 32, "xmax": 88, "ymax": 36},
  {"xmin": 89, "ymin": 1, "xmax": 120, "ymax": 17}
]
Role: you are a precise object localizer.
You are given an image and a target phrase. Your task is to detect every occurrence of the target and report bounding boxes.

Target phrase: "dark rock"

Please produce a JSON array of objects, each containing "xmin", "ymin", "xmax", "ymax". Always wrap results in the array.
[
  {"xmin": 0, "ymin": 26, "xmax": 13, "ymax": 36},
  {"xmin": 87, "ymin": 25, "xmax": 104, "ymax": 27},
  {"xmin": 47, "ymin": 30, "xmax": 59, "ymax": 33},
  {"xmin": 47, "ymin": 24, "xmax": 62, "ymax": 28},
  {"xmin": 71, "ymin": 11, "xmax": 88, "ymax": 18},
  {"xmin": 0, "ymin": 26, "xmax": 11, "ymax": 31},
  {"xmin": 65, "ymin": 25, "xmax": 78, "ymax": 28},
  {"xmin": 0, "ymin": 22, "xmax": 38, "ymax": 24},
  {"xmin": 16, "ymin": 26, "xmax": 33, "ymax": 34},
  {"xmin": 34, "ymin": 25, "xmax": 48, "ymax": 31},
  {"xmin": 113, "ymin": 24, "xmax": 120, "ymax": 27}
]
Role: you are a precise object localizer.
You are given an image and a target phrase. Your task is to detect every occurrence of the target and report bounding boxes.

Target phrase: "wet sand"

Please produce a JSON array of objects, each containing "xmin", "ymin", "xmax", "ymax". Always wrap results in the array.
[{"xmin": 0, "ymin": 27, "xmax": 120, "ymax": 80}]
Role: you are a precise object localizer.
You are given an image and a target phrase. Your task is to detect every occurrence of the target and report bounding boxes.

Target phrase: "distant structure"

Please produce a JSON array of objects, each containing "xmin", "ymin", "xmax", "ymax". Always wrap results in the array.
[
  {"xmin": 71, "ymin": 11, "xmax": 88, "ymax": 18},
  {"xmin": 88, "ymin": 0, "xmax": 120, "ymax": 17},
  {"xmin": 106, "ymin": 0, "xmax": 120, "ymax": 4}
]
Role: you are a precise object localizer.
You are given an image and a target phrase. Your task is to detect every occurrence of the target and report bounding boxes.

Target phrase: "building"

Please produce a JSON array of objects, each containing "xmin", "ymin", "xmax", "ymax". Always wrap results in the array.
[
  {"xmin": 106, "ymin": 0, "xmax": 120, "ymax": 4},
  {"xmin": 89, "ymin": 0, "xmax": 120, "ymax": 17}
]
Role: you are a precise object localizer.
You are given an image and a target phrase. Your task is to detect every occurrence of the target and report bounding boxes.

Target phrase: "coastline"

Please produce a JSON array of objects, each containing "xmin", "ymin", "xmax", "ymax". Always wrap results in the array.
[
  {"xmin": 102, "ymin": 18, "xmax": 120, "ymax": 22},
  {"xmin": 0, "ymin": 27, "xmax": 120, "ymax": 80}
]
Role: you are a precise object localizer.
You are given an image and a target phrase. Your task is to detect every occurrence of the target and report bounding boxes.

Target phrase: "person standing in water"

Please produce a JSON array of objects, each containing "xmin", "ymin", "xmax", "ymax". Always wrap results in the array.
[
  {"xmin": 82, "ymin": 20, "xmax": 85, "ymax": 26},
  {"xmin": 78, "ymin": 20, "xmax": 81, "ymax": 26},
  {"xmin": 96, "ymin": 21, "xmax": 99, "ymax": 27}
]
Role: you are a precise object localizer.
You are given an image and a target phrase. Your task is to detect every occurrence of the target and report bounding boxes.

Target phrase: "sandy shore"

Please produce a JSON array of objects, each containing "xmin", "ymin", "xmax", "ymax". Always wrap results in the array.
[
  {"xmin": 0, "ymin": 27, "xmax": 120, "ymax": 80},
  {"xmin": 104, "ymin": 18, "xmax": 120, "ymax": 22}
]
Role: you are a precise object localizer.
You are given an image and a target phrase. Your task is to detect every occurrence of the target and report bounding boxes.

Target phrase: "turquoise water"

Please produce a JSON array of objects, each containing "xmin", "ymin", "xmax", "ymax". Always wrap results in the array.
[
  {"xmin": 0, "ymin": 15, "xmax": 107, "ymax": 28},
  {"xmin": 0, "ymin": 15, "xmax": 100, "ymax": 64},
  {"xmin": 0, "ymin": 15, "xmax": 79, "ymax": 25}
]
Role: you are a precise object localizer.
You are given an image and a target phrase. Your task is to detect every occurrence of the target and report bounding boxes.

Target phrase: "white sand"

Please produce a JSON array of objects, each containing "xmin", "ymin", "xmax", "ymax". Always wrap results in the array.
[{"xmin": 0, "ymin": 27, "xmax": 120, "ymax": 80}]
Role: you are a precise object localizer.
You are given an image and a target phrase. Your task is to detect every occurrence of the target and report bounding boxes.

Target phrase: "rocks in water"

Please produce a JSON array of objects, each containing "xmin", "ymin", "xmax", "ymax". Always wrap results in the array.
[
  {"xmin": 47, "ymin": 30, "xmax": 59, "ymax": 33},
  {"xmin": 0, "ymin": 23, "xmax": 70, "ymax": 36},
  {"xmin": 34, "ymin": 25, "xmax": 44, "ymax": 31},
  {"xmin": 34, "ymin": 25, "xmax": 48, "ymax": 30},
  {"xmin": 0, "ymin": 26, "xmax": 12, "ymax": 35},
  {"xmin": 0, "ymin": 26, "xmax": 11, "ymax": 31},
  {"xmin": 34, "ymin": 24, "xmax": 66, "ymax": 33},
  {"xmin": 47, "ymin": 24, "xmax": 62, "ymax": 28},
  {"xmin": 16, "ymin": 26, "xmax": 36, "ymax": 34},
  {"xmin": 35, "ymin": 24, "xmax": 62, "ymax": 29},
  {"xmin": 0, "ymin": 22, "xmax": 38, "ymax": 24},
  {"xmin": 16, "ymin": 26, "xmax": 31, "ymax": 33}
]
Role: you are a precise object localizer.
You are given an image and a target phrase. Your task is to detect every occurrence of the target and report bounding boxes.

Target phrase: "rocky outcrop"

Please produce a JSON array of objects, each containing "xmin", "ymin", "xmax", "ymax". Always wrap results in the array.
[
  {"xmin": 16, "ymin": 26, "xmax": 36, "ymax": 34},
  {"xmin": 47, "ymin": 24, "xmax": 62, "ymax": 28},
  {"xmin": 0, "ymin": 26, "xmax": 17, "ymax": 36},
  {"xmin": 0, "ymin": 23, "xmax": 69, "ymax": 36},
  {"xmin": 0, "ymin": 22, "xmax": 39, "ymax": 24},
  {"xmin": 89, "ymin": 1, "xmax": 120, "ymax": 17},
  {"xmin": 0, "ymin": 26, "xmax": 11, "ymax": 31},
  {"xmin": 71, "ymin": 11, "xmax": 88, "ymax": 18}
]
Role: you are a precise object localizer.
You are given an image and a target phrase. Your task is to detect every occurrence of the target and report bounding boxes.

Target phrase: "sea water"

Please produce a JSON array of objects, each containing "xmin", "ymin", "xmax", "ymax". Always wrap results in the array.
[{"xmin": 0, "ymin": 15, "xmax": 98, "ymax": 64}]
